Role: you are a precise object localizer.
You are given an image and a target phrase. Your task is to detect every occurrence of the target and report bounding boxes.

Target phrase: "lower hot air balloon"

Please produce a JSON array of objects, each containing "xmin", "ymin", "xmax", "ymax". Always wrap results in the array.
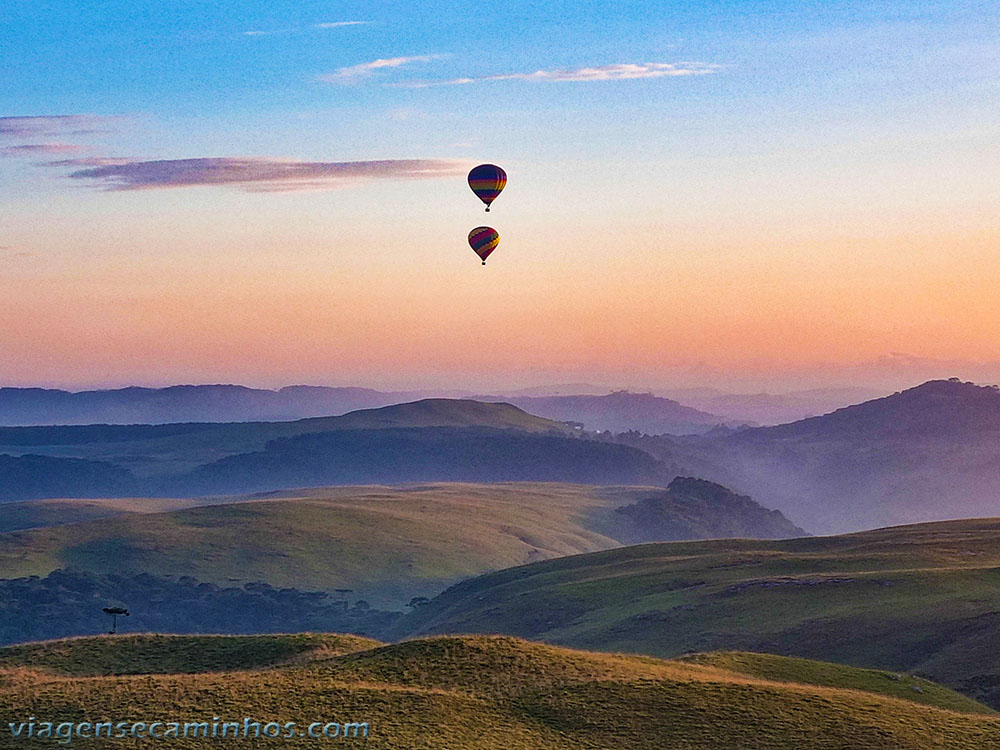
[
  {"xmin": 468, "ymin": 226, "xmax": 499, "ymax": 265},
  {"xmin": 468, "ymin": 164, "xmax": 506, "ymax": 212}
]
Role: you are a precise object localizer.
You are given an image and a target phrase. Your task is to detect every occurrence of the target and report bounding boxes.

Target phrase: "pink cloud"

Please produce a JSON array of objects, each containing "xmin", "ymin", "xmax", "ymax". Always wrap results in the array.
[
  {"xmin": 319, "ymin": 55, "xmax": 447, "ymax": 84},
  {"xmin": 0, "ymin": 143, "xmax": 88, "ymax": 157},
  {"xmin": 0, "ymin": 114, "xmax": 127, "ymax": 137},
  {"xmin": 64, "ymin": 157, "xmax": 468, "ymax": 192},
  {"xmin": 396, "ymin": 61, "xmax": 720, "ymax": 88}
]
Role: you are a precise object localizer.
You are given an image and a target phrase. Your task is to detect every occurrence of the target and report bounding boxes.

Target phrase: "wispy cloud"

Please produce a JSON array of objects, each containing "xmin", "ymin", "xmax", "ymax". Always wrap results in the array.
[
  {"xmin": 0, "ymin": 246, "xmax": 33, "ymax": 261},
  {"xmin": 314, "ymin": 21, "xmax": 368, "ymax": 29},
  {"xmin": 0, "ymin": 114, "xmax": 127, "ymax": 137},
  {"xmin": 386, "ymin": 107, "xmax": 430, "ymax": 122},
  {"xmin": 63, "ymin": 157, "xmax": 467, "ymax": 192},
  {"xmin": 396, "ymin": 62, "xmax": 720, "ymax": 88},
  {"xmin": 244, "ymin": 21, "xmax": 368, "ymax": 36},
  {"xmin": 319, "ymin": 54, "xmax": 447, "ymax": 84},
  {"xmin": 0, "ymin": 143, "xmax": 87, "ymax": 157},
  {"xmin": 44, "ymin": 156, "xmax": 135, "ymax": 168}
]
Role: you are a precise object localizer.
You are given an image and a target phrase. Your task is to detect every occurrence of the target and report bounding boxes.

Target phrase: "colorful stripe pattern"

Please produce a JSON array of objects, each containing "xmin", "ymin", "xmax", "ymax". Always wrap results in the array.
[
  {"xmin": 468, "ymin": 226, "xmax": 500, "ymax": 264},
  {"xmin": 467, "ymin": 164, "xmax": 507, "ymax": 211}
]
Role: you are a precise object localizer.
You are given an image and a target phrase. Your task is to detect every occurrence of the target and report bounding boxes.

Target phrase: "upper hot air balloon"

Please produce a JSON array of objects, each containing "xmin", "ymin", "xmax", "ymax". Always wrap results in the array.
[
  {"xmin": 468, "ymin": 164, "xmax": 506, "ymax": 212},
  {"xmin": 468, "ymin": 226, "xmax": 499, "ymax": 265}
]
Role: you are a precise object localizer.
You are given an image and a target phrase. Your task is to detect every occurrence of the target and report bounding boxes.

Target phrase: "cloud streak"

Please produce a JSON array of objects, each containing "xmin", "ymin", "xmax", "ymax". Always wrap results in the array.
[
  {"xmin": 44, "ymin": 156, "xmax": 135, "ymax": 168},
  {"xmin": 244, "ymin": 21, "xmax": 368, "ymax": 36},
  {"xmin": 314, "ymin": 21, "xmax": 368, "ymax": 29},
  {"xmin": 63, "ymin": 157, "xmax": 468, "ymax": 192},
  {"xmin": 0, "ymin": 114, "xmax": 127, "ymax": 137},
  {"xmin": 0, "ymin": 246, "xmax": 33, "ymax": 261},
  {"xmin": 319, "ymin": 55, "xmax": 447, "ymax": 84},
  {"xmin": 396, "ymin": 62, "xmax": 720, "ymax": 87},
  {"xmin": 0, "ymin": 143, "xmax": 87, "ymax": 157}
]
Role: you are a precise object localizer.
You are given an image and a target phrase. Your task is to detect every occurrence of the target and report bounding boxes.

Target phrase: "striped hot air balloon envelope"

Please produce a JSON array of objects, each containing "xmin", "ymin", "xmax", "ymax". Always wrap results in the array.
[
  {"xmin": 468, "ymin": 164, "xmax": 507, "ymax": 212},
  {"xmin": 468, "ymin": 226, "xmax": 500, "ymax": 265}
]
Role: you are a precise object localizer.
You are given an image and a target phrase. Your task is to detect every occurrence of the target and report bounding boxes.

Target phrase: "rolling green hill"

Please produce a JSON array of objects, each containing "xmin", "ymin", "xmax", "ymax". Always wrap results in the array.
[
  {"xmin": 0, "ymin": 634, "xmax": 996, "ymax": 749},
  {"xmin": 0, "ymin": 497, "xmax": 202, "ymax": 533},
  {"xmin": 0, "ymin": 484, "xmax": 626, "ymax": 608},
  {"xmin": 0, "ymin": 482, "xmax": 800, "ymax": 611},
  {"xmin": 390, "ymin": 517, "xmax": 1000, "ymax": 709}
]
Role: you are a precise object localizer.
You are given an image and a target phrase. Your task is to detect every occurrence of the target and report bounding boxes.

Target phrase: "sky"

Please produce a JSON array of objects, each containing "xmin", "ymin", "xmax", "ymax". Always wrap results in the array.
[{"xmin": 1, "ymin": 0, "xmax": 998, "ymax": 393}]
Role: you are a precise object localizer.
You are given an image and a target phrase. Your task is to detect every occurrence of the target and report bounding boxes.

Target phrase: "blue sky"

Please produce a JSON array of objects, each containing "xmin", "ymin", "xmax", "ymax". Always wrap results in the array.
[
  {"xmin": 1, "ymin": 1, "xmax": 998, "ymax": 390},
  {"xmin": 4, "ymin": 0, "xmax": 994, "ymax": 159}
]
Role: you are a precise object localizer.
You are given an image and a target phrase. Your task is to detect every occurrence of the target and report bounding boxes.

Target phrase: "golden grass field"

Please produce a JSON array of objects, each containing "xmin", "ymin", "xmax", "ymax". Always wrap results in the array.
[{"xmin": 1, "ymin": 633, "xmax": 998, "ymax": 748}]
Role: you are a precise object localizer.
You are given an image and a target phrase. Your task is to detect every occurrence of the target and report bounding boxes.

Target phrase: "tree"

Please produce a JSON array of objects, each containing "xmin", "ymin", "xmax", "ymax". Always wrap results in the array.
[{"xmin": 102, "ymin": 606, "xmax": 129, "ymax": 634}]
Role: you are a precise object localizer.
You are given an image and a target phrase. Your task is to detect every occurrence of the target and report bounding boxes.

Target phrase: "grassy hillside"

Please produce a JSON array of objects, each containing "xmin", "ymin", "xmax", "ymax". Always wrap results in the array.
[
  {"xmin": 390, "ymin": 517, "xmax": 1000, "ymax": 709},
  {"xmin": 0, "ymin": 484, "xmax": 623, "ymax": 608},
  {"xmin": 0, "ymin": 633, "xmax": 378, "ymax": 676},
  {"xmin": 0, "ymin": 497, "xmax": 201, "ymax": 533},
  {"xmin": 0, "ymin": 634, "xmax": 996, "ymax": 748},
  {"xmin": 0, "ymin": 482, "xmax": 799, "ymax": 611},
  {"xmin": 679, "ymin": 651, "xmax": 989, "ymax": 715}
]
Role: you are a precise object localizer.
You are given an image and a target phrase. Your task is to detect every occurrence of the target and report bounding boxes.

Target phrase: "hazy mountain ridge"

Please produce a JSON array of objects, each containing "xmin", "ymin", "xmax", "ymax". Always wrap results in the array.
[
  {"xmin": 738, "ymin": 379, "xmax": 1000, "ymax": 440},
  {"xmin": 0, "ymin": 384, "xmax": 420, "ymax": 426},
  {"xmin": 169, "ymin": 427, "xmax": 666, "ymax": 495},
  {"xmin": 476, "ymin": 391, "xmax": 741, "ymax": 435},
  {"xmin": 607, "ymin": 477, "xmax": 806, "ymax": 542},
  {"xmin": 622, "ymin": 379, "xmax": 1000, "ymax": 533},
  {"xmin": 0, "ymin": 454, "xmax": 137, "ymax": 501},
  {"xmin": 0, "ymin": 400, "xmax": 593, "ymax": 502},
  {"xmin": 4, "ymin": 381, "xmax": 999, "ymax": 536},
  {"xmin": 664, "ymin": 386, "xmax": 885, "ymax": 425}
]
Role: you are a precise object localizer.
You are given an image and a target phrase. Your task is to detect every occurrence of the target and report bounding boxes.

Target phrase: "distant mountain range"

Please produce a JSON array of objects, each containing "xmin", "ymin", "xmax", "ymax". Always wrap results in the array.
[
  {"xmin": 662, "ymin": 386, "xmax": 884, "ymax": 425},
  {"xmin": 0, "ymin": 399, "xmax": 667, "ymax": 502},
  {"xmin": 477, "ymin": 391, "xmax": 742, "ymax": 435},
  {"xmin": 3, "ymin": 380, "xmax": 999, "ymax": 535},
  {"xmin": 626, "ymin": 379, "xmax": 1000, "ymax": 533},
  {"xmin": 0, "ymin": 384, "xmax": 782, "ymax": 433},
  {"xmin": 0, "ymin": 384, "xmax": 421, "ymax": 426}
]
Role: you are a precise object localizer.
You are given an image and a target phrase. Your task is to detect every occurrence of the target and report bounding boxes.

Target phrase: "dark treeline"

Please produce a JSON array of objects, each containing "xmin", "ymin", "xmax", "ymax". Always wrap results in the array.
[
  {"xmin": 175, "ymin": 427, "xmax": 667, "ymax": 495},
  {"xmin": 0, "ymin": 427, "xmax": 669, "ymax": 502},
  {"xmin": 0, "ymin": 569, "xmax": 402, "ymax": 646}
]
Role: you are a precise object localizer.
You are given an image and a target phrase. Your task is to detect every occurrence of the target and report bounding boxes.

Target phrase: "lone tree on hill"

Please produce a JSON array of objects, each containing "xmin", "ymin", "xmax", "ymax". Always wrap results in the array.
[{"xmin": 102, "ymin": 606, "xmax": 130, "ymax": 634}]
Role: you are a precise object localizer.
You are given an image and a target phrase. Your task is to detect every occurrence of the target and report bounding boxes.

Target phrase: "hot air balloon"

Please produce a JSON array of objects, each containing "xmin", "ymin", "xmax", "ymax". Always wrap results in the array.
[
  {"xmin": 468, "ymin": 226, "xmax": 499, "ymax": 265},
  {"xmin": 468, "ymin": 164, "xmax": 506, "ymax": 212}
]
